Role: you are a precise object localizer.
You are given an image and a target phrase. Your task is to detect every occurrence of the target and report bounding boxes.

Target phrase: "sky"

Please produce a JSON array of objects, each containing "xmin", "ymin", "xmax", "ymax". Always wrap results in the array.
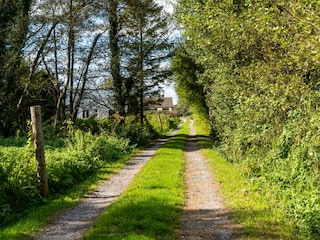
[
  {"xmin": 157, "ymin": 0, "xmax": 179, "ymax": 105},
  {"xmin": 164, "ymin": 83, "xmax": 178, "ymax": 105}
]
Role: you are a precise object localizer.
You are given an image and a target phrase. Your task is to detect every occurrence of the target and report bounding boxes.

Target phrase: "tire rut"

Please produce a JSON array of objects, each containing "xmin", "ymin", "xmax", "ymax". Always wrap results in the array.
[
  {"xmin": 179, "ymin": 123, "xmax": 239, "ymax": 240},
  {"xmin": 34, "ymin": 128, "xmax": 181, "ymax": 240}
]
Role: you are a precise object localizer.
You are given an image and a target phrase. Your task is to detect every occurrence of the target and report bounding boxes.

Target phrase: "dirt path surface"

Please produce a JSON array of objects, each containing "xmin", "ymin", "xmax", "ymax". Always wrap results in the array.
[
  {"xmin": 35, "ymin": 128, "xmax": 180, "ymax": 240},
  {"xmin": 179, "ymin": 123, "xmax": 239, "ymax": 240}
]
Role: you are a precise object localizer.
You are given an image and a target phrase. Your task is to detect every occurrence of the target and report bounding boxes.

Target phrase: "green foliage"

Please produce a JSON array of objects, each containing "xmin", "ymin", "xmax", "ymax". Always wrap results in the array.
[
  {"xmin": 0, "ymin": 146, "xmax": 39, "ymax": 223},
  {"xmin": 145, "ymin": 112, "xmax": 180, "ymax": 134},
  {"xmin": 83, "ymin": 124, "xmax": 188, "ymax": 239},
  {"xmin": 174, "ymin": 102, "xmax": 192, "ymax": 117},
  {"xmin": 0, "ymin": 0, "xmax": 33, "ymax": 137},
  {"xmin": 117, "ymin": 122, "xmax": 157, "ymax": 147},
  {"xmin": 66, "ymin": 130, "xmax": 131, "ymax": 162},
  {"xmin": 171, "ymin": 46, "xmax": 209, "ymax": 122},
  {"xmin": 73, "ymin": 113, "xmax": 179, "ymax": 147},
  {"xmin": 176, "ymin": 0, "xmax": 320, "ymax": 238},
  {"xmin": 74, "ymin": 117, "xmax": 109, "ymax": 135},
  {"xmin": 0, "ymin": 130, "xmax": 133, "ymax": 226}
]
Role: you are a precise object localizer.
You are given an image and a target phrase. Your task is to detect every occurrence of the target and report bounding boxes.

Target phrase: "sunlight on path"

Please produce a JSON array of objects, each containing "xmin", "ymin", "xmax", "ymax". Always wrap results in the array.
[
  {"xmin": 35, "ymin": 128, "xmax": 180, "ymax": 240},
  {"xmin": 179, "ymin": 123, "xmax": 238, "ymax": 240}
]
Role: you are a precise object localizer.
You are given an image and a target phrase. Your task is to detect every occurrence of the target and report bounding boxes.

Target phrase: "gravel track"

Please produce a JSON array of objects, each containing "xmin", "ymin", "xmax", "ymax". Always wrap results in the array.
[
  {"xmin": 35, "ymin": 128, "xmax": 180, "ymax": 240},
  {"xmin": 35, "ymin": 124, "xmax": 239, "ymax": 240},
  {"xmin": 179, "ymin": 123, "xmax": 239, "ymax": 240}
]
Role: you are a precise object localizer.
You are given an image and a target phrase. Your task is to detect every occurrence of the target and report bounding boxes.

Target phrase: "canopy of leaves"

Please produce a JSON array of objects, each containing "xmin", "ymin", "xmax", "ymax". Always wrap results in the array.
[{"xmin": 175, "ymin": 0, "xmax": 320, "ymax": 238}]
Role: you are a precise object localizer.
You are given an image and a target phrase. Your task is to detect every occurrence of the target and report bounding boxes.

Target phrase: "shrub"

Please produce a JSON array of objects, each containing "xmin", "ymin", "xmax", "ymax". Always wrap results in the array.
[
  {"xmin": 46, "ymin": 150, "xmax": 101, "ymax": 193},
  {"xmin": 0, "ymin": 129, "xmax": 133, "ymax": 224},
  {"xmin": 145, "ymin": 112, "xmax": 180, "ymax": 134},
  {"xmin": 0, "ymin": 146, "xmax": 40, "ymax": 224},
  {"xmin": 117, "ymin": 122, "xmax": 157, "ymax": 147}
]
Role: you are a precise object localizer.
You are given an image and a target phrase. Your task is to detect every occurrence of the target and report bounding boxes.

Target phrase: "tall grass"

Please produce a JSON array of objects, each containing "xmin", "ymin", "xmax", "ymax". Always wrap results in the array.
[{"xmin": 0, "ymin": 130, "xmax": 133, "ymax": 230}]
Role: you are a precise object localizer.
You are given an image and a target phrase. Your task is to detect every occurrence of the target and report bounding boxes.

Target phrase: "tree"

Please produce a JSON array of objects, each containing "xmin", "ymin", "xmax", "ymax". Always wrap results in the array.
[
  {"xmin": 175, "ymin": 0, "xmax": 320, "ymax": 149},
  {"xmin": 171, "ymin": 46, "xmax": 208, "ymax": 121},
  {"xmin": 0, "ymin": 0, "xmax": 32, "ymax": 136},
  {"xmin": 121, "ymin": 0, "xmax": 174, "ymax": 124},
  {"xmin": 175, "ymin": 0, "xmax": 320, "ymax": 236},
  {"xmin": 108, "ymin": 0, "xmax": 127, "ymax": 118},
  {"xmin": 26, "ymin": 0, "xmax": 107, "ymax": 126}
]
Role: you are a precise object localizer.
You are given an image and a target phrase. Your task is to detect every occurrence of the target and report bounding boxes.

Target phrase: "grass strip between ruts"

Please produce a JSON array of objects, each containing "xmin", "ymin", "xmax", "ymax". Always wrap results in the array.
[
  {"xmin": 82, "ymin": 124, "xmax": 188, "ymax": 240},
  {"xmin": 194, "ymin": 122, "xmax": 296, "ymax": 240}
]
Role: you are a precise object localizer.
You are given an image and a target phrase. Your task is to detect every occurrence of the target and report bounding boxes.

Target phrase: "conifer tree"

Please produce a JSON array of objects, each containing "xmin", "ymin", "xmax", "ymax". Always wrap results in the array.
[{"xmin": 121, "ymin": 0, "xmax": 174, "ymax": 123}]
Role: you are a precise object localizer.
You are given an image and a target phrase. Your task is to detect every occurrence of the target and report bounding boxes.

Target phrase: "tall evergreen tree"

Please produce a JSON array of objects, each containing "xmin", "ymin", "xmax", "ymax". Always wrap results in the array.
[
  {"xmin": 108, "ymin": 0, "xmax": 132, "ymax": 119},
  {"xmin": 121, "ymin": 0, "xmax": 174, "ymax": 123}
]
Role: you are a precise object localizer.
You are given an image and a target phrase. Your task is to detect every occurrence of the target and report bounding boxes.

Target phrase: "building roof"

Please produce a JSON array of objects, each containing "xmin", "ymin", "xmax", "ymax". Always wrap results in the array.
[{"xmin": 145, "ymin": 97, "xmax": 173, "ymax": 110}]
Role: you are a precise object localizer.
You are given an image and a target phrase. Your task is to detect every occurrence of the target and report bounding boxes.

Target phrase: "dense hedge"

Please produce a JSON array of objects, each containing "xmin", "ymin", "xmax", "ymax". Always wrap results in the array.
[{"xmin": 175, "ymin": 0, "xmax": 320, "ymax": 238}]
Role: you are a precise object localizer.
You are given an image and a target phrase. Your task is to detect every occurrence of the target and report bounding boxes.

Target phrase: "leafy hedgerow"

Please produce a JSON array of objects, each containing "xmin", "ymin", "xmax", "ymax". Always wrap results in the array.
[{"xmin": 0, "ymin": 131, "xmax": 133, "ymax": 226}]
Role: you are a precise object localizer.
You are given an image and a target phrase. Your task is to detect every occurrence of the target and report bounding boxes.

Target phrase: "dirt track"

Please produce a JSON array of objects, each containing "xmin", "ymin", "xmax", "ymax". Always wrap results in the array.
[
  {"xmin": 35, "ymin": 129, "xmax": 180, "ymax": 240},
  {"xmin": 35, "ymin": 124, "xmax": 239, "ymax": 239},
  {"xmin": 179, "ymin": 123, "xmax": 240, "ymax": 239}
]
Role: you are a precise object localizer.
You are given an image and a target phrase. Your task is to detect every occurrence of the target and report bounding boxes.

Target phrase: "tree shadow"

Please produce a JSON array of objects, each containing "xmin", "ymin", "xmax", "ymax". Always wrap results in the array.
[
  {"xmin": 162, "ymin": 134, "xmax": 189, "ymax": 150},
  {"xmin": 161, "ymin": 133, "xmax": 214, "ymax": 152},
  {"xmin": 82, "ymin": 195, "xmax": 183, "ymax": 239},
  {"xmin": 179, "ymin": 134, "xmax": 214, "ymax": 152},
  {"xmin": 195, "ymin": 134, "xmax": 215, "ymax": 150},
  {"xmin": 179, "ymin": 208, "xmax": 293, "ymax": 239},
  {"xmin": 81, "ymin": 196, "xmax": 289, "ymax": 239}
]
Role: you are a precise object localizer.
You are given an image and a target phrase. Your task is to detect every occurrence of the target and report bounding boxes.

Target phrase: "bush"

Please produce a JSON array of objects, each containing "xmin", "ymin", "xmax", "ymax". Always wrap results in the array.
[
  {"xmin": 220, "ymin": 110, "xmax": 320, "ymax": 239},
  {"xmin": 0, "ymin": 129, "xmax": 133, "ymax": 225},
  {"xmin": 47, "ymin": 151, "xmax": 100, "ymax": 193},
  {"xmin": 145, "ymin": 112, "xmax": 180, "ymax": 134},
  {"xmin": 0, "ymin": 146, "xmax": 40, "ymax": 224}
]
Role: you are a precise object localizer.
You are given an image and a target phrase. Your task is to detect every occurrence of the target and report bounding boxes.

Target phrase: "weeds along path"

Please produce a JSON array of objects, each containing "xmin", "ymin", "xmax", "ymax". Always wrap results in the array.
[
  {"xmin": 179, "ymin": 123, "xmax": 239, "ymax": 239},
  {"xmin": 35, "ymin": 128, "xmax": 181, "ymax": 240}
]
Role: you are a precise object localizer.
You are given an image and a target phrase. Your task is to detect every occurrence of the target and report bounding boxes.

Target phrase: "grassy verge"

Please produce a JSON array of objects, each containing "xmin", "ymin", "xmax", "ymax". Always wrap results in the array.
[
  {"xmin": 194, "ymin": 122, "xmax": 296, "ymax": 239},
  {"xmin": 82, "ymin": 124, "xmax": 189, "ymax": 240},
  {"xmin": 0, "ymin": 153, "xmax": 135, "ymax": 240}
]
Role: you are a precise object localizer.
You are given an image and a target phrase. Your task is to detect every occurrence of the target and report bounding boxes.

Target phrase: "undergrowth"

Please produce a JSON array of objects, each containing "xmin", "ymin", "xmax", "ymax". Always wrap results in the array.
[{"xmin": 0, "ymin": 131, "xmax": 133, "ymax": 227}]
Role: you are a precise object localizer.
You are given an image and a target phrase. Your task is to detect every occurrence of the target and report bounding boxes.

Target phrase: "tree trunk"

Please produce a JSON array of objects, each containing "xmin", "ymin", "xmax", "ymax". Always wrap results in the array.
[
  {"xmin": 71, "ymin": 32, "xmax": 104, "ymax": 122},
  {"xmin": 55, "ymin": 0, "xmax": 74, "ymax": 127},
  {"xmin": 139, "ymin": 28, "xmax": 144, "ymax": 124},
  {"xmin": 109, "ymin": 0, "xmax": 126, "ymax": 118}
]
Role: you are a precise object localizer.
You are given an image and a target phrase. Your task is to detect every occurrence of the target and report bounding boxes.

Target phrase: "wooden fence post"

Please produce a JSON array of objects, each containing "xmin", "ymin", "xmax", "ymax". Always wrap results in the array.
[{"xmin": 30, "ymin": 105, "xmax": 49, "ymax": 197}]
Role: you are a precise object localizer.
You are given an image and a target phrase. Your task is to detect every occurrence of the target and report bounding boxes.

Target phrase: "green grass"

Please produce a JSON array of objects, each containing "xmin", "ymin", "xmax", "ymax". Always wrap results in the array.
[
  {"xmin": 82, "ymin": 124, "xmax": 189, "ymax": 240},
  {"xmin": 0, "ymin": 154, "xmax": 134, "ymax": 240},
  {"xmin": 194, "ymin": 122, "xmax": 296, "ymax": 239}
]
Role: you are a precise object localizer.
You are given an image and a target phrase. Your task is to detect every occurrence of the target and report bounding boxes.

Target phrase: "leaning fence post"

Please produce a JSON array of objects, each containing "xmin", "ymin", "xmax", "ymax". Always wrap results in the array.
[{"xmin": 30, "ymin": 105, "xmax": 49, "ymax": 197}]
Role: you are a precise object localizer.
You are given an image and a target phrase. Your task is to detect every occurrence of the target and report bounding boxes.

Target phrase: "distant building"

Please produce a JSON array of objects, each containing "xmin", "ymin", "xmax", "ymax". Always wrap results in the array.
[
  {"xmin": 66, "ymin": 89, "xmax": 111, "ymax": 119},
  {"xmin": 145, "ymin": 96, "xmax": 174, "ymax": 111},
  {"xmin": 74, "ymin": 90, "xmax": 174, "ymax": 120}
]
